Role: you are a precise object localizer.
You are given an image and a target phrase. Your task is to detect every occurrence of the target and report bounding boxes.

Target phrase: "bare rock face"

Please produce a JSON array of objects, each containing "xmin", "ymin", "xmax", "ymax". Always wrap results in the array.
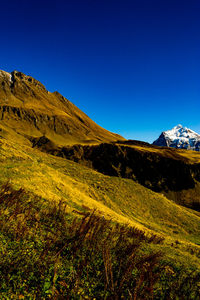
[
  {"xmin": 0, "ymin": 70, "xmax": 124, "ymax": 145},
  {"xmin": 10, "ymin": 70, "xmax": 47, "ymax": 97},
  {"xmin": 0, "ymin": 71, "xmax": 12, "ymax": 99},
  {"xmin": 153, "ymin": 125, "xmax": 200, "ymax": 151}
]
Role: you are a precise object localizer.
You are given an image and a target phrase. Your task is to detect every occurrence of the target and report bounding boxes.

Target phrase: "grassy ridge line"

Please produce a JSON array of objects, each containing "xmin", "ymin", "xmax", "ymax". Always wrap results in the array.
[{"xmin": 129, "ymin": 144, "xmax": 200, "ymax": 164}]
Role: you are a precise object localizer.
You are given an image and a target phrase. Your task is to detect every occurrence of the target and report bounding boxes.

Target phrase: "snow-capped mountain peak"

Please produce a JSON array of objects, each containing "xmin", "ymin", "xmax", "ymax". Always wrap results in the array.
[
  {"xmin": 153, "ymin": 125, "xmax": 200, "ymax": 151},
  {"xmin": 164, "ymin": 124, "xmax": 199, "ymax": 139}
]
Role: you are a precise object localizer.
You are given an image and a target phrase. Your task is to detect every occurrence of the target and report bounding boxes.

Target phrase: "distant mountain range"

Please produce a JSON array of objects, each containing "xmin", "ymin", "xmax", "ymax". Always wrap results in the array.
[{"xmin": 153, "ymin": 124, "xmax": 200, "ymax": 151}]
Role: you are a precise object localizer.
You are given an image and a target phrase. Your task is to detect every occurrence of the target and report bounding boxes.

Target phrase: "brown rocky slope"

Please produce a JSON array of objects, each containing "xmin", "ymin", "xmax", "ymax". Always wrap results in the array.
[{"xmin": 0, "ymin": 70, "xmax": 124, "ymax": 145}]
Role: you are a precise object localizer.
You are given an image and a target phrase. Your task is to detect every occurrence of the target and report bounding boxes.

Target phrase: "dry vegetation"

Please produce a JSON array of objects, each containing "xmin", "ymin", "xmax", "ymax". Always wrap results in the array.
[
  {"xmin": 0, "ymin": 183, "xmax": 200, "ymax": 299},
  {"xmin": 0, "ymin": 137, "xmax": 200, "ymax": 298}
]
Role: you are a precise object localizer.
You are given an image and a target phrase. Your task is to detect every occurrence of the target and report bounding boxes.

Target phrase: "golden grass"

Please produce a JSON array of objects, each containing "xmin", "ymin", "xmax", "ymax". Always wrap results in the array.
[
  {"xmin": 1, "ymin": 137, "xmax": 200, "ymax": 249},
  {"xmin": 123, "ymin": 144, "xmax": 200, "ymax": 164},
  {"xmin": 1, "ymin": 134, "xmax": 200, "ymax": 273}
]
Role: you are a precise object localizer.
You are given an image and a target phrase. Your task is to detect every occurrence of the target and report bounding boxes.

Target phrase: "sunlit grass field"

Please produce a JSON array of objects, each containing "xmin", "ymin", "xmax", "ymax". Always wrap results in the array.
[{"xmin": 1, "ymin": 135, "xmax": 200, "ymax": 266}]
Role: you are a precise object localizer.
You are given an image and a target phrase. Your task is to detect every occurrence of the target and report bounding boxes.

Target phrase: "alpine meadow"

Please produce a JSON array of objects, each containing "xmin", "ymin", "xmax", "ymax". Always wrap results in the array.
[{"xmin": 0, "ymin": 70, "xmax": 200, "ymax": 298}]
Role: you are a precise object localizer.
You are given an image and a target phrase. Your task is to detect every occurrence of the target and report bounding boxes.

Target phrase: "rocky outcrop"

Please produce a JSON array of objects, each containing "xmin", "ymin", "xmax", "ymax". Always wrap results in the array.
[{"xmin": 0, "ymin": 105, "xmax": 74, "ymax": 134}]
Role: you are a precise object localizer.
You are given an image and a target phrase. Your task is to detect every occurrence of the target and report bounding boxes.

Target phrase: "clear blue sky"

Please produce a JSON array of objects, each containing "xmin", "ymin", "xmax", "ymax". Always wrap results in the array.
[{"xmin": 1, "ymin": 0, "xmax": 200, "ymax": 142}]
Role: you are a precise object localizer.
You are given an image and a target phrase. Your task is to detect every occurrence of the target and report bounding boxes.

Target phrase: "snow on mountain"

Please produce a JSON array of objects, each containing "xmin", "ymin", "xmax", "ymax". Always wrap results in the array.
[
  {"xmin": 153, "ymin": 125, "xmax": 200, "ymax": 151},
  {"xmin": 0, "ymin": 70, "xmax": 12, "ymax": 82}
]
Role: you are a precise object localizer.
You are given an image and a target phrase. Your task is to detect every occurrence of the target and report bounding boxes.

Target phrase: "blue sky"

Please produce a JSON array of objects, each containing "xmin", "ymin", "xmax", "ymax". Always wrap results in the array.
[{"xmin": 0, "ymin": 0, "xmax": 200, "ymax": 142}]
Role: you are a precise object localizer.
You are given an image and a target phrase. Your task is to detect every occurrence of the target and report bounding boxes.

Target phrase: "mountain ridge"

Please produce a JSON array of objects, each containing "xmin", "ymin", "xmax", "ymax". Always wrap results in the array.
[{"xmin": 0, "ymin": 70, "xmax": 124, "ymax": 145}]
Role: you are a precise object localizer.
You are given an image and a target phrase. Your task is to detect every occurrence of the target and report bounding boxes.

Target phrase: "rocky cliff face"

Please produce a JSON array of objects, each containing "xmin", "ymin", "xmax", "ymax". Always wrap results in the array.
[
  {"xmin": 0, "ymin": 70, "xmax": 124, "ymax": 145},
  {"xmin": 153, "ymin": 124, "xmax": 200, "ymax": 151}
]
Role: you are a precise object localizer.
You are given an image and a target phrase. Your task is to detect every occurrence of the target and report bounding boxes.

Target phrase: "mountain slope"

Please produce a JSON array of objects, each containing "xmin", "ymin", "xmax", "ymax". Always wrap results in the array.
[
  {"xmin": 1, "ymin": 70, "xmax": 198, "ymax": 212},
  {"xmin": 1, "ymin": 70, "xmax": 200, "ymax": 297},
  {"xmin": 31, "ymin": 139, "xmax": 200, "ymax": 210},
  {"xmin": 1, "ymin": 135, "xmax": 200, "ymax": 248},
  {"xmin": 153, "ymin": 124, "xmax": 200, "ymax": 151},
  {"xmin": 0, "ymin": 70, "xmax": 124, "ymax": 145}
]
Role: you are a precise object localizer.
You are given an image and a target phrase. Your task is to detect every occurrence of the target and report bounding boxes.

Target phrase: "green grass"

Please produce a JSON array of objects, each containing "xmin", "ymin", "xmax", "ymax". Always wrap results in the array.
[{"xmin": 0, "ymin": 183, "xmax": 200, "ymax": 299}]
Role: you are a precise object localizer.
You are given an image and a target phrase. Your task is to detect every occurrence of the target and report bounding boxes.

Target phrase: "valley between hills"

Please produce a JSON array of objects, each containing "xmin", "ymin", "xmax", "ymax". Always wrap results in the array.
[{"xmin": 1, "ymin": 70, "xmax": 200, "ymax": 298}]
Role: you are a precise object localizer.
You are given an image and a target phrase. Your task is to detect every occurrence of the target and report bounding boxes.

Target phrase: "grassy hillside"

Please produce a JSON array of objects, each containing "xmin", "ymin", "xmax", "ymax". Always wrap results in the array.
[
  {"xmin": 1, "ymin": 137, "xmax": 200, "ymax": 253},
  {"xmin": 48, "ymin": 142, "xmax": 200, "ymax": 210},
  {"xmin": 1, "ymin": 137, "xmax": 200, "ymax": 298},
  {"xmin": 2, "ymin": 183, "xmax": 200, "ymax": 299}
]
